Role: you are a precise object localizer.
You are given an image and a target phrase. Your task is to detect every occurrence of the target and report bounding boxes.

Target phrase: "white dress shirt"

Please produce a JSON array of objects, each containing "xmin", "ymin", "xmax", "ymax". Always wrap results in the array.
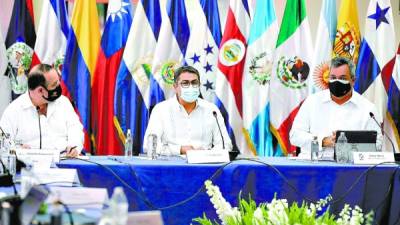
[
  {"xmin": 290, "ymin": 89, "xmax": 383, "ymax": 155},
  {"xmin": 143, "ymin": 96, "xmax": 232, "ymax": 155},
  {"xmin": 0, "ymin": 93, "xmax": 84, "ymax": 151}
]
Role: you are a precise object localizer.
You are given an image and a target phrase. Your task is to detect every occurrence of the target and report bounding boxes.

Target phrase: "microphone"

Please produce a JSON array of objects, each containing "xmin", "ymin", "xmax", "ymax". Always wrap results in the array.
[
  {"xmin": 36, "ymin": 106, "xmax": 42, "ymax": 149},
  {"xmin": 212, "ymin": 111, "xmax": 225, "ymax": 150},
  {"xmin": 369, "ymin": 112, "xmax": 396, "ymax": 155}
]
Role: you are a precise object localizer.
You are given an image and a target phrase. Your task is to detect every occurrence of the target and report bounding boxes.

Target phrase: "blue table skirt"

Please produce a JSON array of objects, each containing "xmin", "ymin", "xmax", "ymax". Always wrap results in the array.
[{"xmin": 57, "ymin": 156, "xmax": 400, "ymax": 225}]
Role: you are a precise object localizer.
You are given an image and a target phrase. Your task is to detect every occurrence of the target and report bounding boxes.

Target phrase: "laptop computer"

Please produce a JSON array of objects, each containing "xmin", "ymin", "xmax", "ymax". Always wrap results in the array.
[
  {"xmin": 19, "ymin": 185, "xmax": 49, "ymax": 225},
  {"xmin": 335, "ymin": 130, "xmax": 378, "ymax": 152}
]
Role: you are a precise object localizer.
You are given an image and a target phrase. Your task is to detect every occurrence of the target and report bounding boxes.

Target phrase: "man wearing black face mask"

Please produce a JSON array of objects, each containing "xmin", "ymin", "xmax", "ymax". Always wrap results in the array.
[
  {"xmin": 290, "ymin": 57, "xmax": 382, "ymax": 157},
  {"xmin": 0, "ymin": 64, "xmax": 84, "ymax": 157}
]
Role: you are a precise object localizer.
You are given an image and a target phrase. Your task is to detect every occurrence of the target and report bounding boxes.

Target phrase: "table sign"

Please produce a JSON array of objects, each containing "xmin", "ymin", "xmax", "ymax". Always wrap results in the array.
[
  {"xmin": 32, "ymin": 168, "xmax": 80, "ymax": 186},
  {"xmin": 186, "ymin": 150, "xmax": 229, "ymax": 164},
  {"xmin": 127, "ymin": 211, "xmax": 164, "ymax": 225},
  {"xmin": 15, "ymin": 148, "xmax": 60, "ymax": 169},
  {"xmin": 353, "ymin": 152, "xmax": 395, "ymax": 164}
]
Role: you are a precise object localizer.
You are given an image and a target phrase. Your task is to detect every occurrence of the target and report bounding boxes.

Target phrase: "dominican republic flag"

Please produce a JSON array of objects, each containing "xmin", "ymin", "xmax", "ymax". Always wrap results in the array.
[
  {"xmin": 114, "ymin": 0, "xmax": 161, "ymax": 154},
  {"xmin": 310, "ymin": 0, "xmax": 337, "ymax": 93},
  {"xmin": 91, "ymin": 0, "xmax": 133, "ymax": 155},
  {"xmin": 242, "ymin": 0, "xmax": 278, "ymax": 156},
  {"xmin": 355, "ymin": 0, "xmax": 397, "ymax": 152},
  {"xmin": 332, "ymin": 0, "xmax": 361, "ymax": 64},
  {"xmin": 184, "ymin": 0, "xmax": 222, "ymax": 103},
  {"xmin": 215, "ymin": 0, "xmax": 251, "ymax": 154},
  {"xmin": 269, "ymin": 0, "xmax": 313, "ymax": 155},
  {"xmin": 5, "ymin": 0, "xmax": 36, "ymax": 99},
  {"xmin": 0, "ymin": 29, "xmax": 10, "ymax": 117},
  {"xmin": 62, "ymin": 0, "xmax": 101, "ymax": 152},
  {"xmin": 150, "ymin": 0, "xmax": 190, "ymax": 107},
  {"xmin": 32, "ymin": 0, "xmax": 69, "ymax": 67},
  {"xmin": 387, "ymin": 44, "xmax": 400, "ymax": 152}
]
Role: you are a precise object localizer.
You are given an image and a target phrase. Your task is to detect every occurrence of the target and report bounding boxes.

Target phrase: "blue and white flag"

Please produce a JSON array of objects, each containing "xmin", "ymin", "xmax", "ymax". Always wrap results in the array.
[
  {"xmin": 114, "ymin": 0, "xmax": 161, "ymax": 153},
  {"xmin": 0, "ymin": 29, "xmax": 10, "ymax": 117},
  {"xmin": 242, "ymin": 0, "xmax": 278, "ymax": 156},
  {"xmin": 150, "ymin": 0, "xmax": 190, "ymax": 105}
]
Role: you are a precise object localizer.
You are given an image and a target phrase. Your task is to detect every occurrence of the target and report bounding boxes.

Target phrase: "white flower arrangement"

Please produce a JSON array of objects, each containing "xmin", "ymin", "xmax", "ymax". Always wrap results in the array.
[{"xmin": 193, "ymin": 180, "xmax": 374, "ymax": 225}]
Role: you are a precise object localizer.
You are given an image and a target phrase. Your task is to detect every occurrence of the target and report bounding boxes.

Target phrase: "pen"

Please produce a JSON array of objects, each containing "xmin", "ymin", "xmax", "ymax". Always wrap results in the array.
[{"xmin": 61, "ymin": 146, "xmax": 77, "ymax": 155}]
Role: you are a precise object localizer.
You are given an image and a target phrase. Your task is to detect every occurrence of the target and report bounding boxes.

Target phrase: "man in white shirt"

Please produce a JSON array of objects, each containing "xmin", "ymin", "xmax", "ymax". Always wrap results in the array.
[
  {"xmin": 143, "ymin": 65, "xmax": 232, "ymax": 155},
  {"xmin": 290, "ymin": 57, "xmax": 382, "ymax": 156},
  {"xmin": 0, "ymin": 64, "xmax": 83, "ymax": 157}
]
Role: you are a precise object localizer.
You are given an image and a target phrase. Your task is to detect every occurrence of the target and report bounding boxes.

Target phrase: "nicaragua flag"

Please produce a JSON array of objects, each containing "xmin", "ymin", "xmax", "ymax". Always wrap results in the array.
[
  {"xmin": 269, "ymin": 0, "xmax": 313, "ymax": 155},
  {"xmin": 184, "ymin": 0, "xmax": 222, "ymax": 103},
  {"xmin": 5, "ymin": 0, "xmax": 36, "ymax": 98},
  {"xmin": 32, "ymin": 0, "xmax": 69, "ymax": 67},
  {"xmin": 62, "ymin": 0, "xmax": 100, "ymax": 152},
  {"xmin": 387, "ymin": 44, "xmax": 400, "ymax": 152},
  {"xmin": 242, "ymin": 0, "xmax": 278, "ymax": 156},
  {"xmin": 310, "ymin": 0, "xmax": 337, "ymax": 93},
  {"xmin": 92, "ymin": 0, "xmax": 133, "ymax": 156},
  {"xmin": 216, "ymin": 0, "xmax": 251, "ymax": 154},
  {"xmin": 354, "ymin": 0, "xmax": 397, "ymax": 152},
  {"xmin": 150, "ymin": 0, "xmax": 190, "ymax": 106},
  {"xmin": 114, "ymin": 0, "xmax": 161, "ymax": 154},
  {"xmin": 0, "ymin": 28, "xmax": 10, "ymax": 117}
]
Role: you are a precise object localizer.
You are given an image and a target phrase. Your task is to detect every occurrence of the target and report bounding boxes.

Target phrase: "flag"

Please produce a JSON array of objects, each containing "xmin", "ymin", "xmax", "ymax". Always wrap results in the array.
[
  {"xmin": 91, "ymin": 0, "xmax": 133, "ymax": 155},
  {"xmin": 269, "ymin": 0, "xmax": 313, "ymax": 155},
  {"xmin": 0, "ymin": 28, "xmax": 11, "ymax": 117},
  {"xmin": 332, "ymin": 0, "xmax": 361, "ymax": 64},
  {"xmin": 311, "ymin": 0, "xmax": 337, "ymax": 93},
  {"xmin": 354, "ymin": 0, "xmax": 397, "ymax": 152},
  {"xmin": 387, "ymin": 44, "xmax": 400, "ymax": 152},
  {"xmin": 242, "ymin": 0, "xmax": 278, "ymax": 156},
  {"xmin": 5, "ymin": 0, "xmax": 36, "ymax": 99},
  {"xmin": 114, "ymin": 0, "xmax": 161, "ymax": 154},
  {"xmin": 150, "ymin": 0, "xmax": 190, "ymax": 106},
  {"xmin": 215, "ymin": 0, "xmax": 251, "ymax": 154},
  {"xmin": 32, "ymin": 0, "xmax": 69, "ymax": 67},
  {"xmin": 62, "ymin": 0, "xmax": 100, "ymax": 152},
  {"xmin": 184, "ymin": 0, "xmax": 222, "ymax": 103}
]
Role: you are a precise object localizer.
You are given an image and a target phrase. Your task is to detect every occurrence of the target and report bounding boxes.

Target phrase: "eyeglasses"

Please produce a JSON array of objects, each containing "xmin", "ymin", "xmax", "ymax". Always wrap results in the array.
[{"xmin": 179, "ymin": 79, "xmax": 200, "ymax": 88}]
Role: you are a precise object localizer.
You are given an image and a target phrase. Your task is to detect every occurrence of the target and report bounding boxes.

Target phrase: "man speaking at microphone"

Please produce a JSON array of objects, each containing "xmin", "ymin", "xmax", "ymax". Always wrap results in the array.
[
  {"xmin": 290, "ymin": 57, "xmax": 383, "ymax": 156},
  {"xmin": 143, "ymin": 65, "xmax": 232, "ymax": 155},
  {"xmin": 0, "ymin": 64, "xmax": 83, "ymax": 157}
]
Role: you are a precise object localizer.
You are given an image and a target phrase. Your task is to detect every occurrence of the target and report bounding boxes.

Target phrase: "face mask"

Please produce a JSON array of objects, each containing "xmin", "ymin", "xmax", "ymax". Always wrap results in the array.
[
  {"xmin": 43, "ymin": 85, "xmax": 62, "ymax": 102},
  {"xmin": 180, "ymin": 86, "xmax": 200, "ymax": 103},
  {"xmin": 328, "ymin": 79, "xmax": 351, "ymax": 98}
]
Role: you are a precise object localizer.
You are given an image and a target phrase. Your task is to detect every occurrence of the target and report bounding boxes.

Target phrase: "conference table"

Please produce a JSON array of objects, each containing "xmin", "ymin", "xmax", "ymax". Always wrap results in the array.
[{"xmin": 57, "ymin": 156, "xmax": 400, "ymax": 225}]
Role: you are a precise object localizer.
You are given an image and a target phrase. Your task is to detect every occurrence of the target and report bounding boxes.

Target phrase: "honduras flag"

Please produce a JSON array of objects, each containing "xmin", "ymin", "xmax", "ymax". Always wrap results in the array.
[
  {"xmin": 114, "ymin": 0, "xmax": 161, "ymax": 154},
  {"xmin": 242, "ymin": 0, "xmax": 278, "ymax": 156}
]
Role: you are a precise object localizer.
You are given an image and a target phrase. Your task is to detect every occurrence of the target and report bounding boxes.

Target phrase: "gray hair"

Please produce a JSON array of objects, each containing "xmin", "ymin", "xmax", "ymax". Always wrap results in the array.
[{"xmin": 330, "ymin": 57, "xmax": 356, "ymax": 79}]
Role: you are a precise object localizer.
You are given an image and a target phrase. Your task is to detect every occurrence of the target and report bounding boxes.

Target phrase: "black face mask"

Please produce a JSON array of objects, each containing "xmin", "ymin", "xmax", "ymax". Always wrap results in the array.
[
  {"xmin": 43, "ymin": 85, "xmax": 62, "ymax": 102},
  {"xmin": 328, "ymin": 80, "xmax": 351, "ymax": 97}
]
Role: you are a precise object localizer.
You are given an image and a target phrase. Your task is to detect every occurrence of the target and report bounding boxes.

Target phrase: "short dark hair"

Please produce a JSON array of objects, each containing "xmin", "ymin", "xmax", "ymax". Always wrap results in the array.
[
  {"xmin": 330, "ymin": 57, "xmax": 355, "ymax": 79},
  {"xmin": 27, "ymin": 64, "xmax": 53, "ymax": 90},
  {"xmin": 174, "ymin": 65, "xmax": 200, "ymax": 83}
]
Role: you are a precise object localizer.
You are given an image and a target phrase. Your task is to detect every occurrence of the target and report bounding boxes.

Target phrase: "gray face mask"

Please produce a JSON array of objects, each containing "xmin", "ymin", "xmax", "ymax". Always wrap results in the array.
[{"xmin": 180, "ymin": 86, "xmax": 200, "ymax": 103}]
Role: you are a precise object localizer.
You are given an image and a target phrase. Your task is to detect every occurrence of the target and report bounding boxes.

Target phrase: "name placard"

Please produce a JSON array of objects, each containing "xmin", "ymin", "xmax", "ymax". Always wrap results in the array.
[
  {"xmin": 186, "ymin": 150, "xmax": 229, "ymax": 164},
  {"xmin": 353, "ymin": 152, "xmax": 395, "ymax": 164},
  {"xmin": 127, "ymin": 211, "xmax": 164, "ymax": 225},
  {"xmin": 32, "ymin": 168, "xmax": 80, "ymax": 186},
  {"xmin": 15, "ymin": 148, "xmax": 60, "ymax": 169}
]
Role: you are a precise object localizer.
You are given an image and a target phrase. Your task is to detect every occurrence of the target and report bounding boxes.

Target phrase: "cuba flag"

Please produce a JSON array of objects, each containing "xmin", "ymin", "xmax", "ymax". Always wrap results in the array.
[
  {"xmin": 114, "ymin": 0, "xmax": 161, "ymax": 154},
  {"xmin": 62, "ymin": 0, "xmax": 100, "ymax": 152}
]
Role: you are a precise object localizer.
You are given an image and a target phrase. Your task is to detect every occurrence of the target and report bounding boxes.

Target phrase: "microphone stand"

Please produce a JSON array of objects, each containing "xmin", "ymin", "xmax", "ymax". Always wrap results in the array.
[{"xmin": 369, "ymin": 112, "xmax": 396, "ymax": 156}]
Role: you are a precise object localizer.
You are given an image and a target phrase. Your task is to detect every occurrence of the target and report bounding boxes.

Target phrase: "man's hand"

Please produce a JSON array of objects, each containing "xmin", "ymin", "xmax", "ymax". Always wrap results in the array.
[
  {"xmin": 322, "ymin": 132, "xmax": 336, "ymax": 148},
  {"xmin": 180, "ymin": 145, "xmax": 194, "ymax": 155},
  {"xmin": 65, "ymin": 146, "xmax": 79, "ymax": 157}
]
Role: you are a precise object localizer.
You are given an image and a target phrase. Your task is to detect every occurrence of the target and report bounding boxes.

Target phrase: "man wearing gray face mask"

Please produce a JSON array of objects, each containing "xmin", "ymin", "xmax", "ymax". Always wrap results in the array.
[
  {"xmin": 290, "ymin": 57, "xmax": 383, "ymax": 157},
  {"xmin": 143, "ymin": 65, "xmax": 232, "ymax": 155}
]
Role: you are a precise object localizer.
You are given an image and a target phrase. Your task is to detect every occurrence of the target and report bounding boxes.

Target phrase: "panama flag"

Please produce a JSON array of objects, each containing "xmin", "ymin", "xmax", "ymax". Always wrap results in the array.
[
  {"xmin": 0, "ymin": 30, "xmax": 11, "ymax": 117},
  {"xmin": 150, "ymin": 0, "xmax": 190, "ymax": 106},
  {"xmin": 114, "ymin": 0, "xmax": 161, "ymax": 154},
  {"xmin": 332, "ymin": 0, "xmax": 361, "ymax": 65},
  {"xmin": 91, "ymin": 0, "xmax": 133, "ymax": 155},
  {"xmin": 269, "ymin": 0, "xmax": 313, "ymax": 155},
  {"xmin": 215, "ymin": 0, "xmax": 251, "ymax": 154},
  {"xmin": 354, "ymin": 0, "xmax": 397, "ymax": 152},
  {"xmin": 5, "ymin": 0, "xmax": 36, "ymax": 99},
  {"xmin": 242, "ymin": 0, "xmax": 277, "ymax": 156},
  {"xmin": 32, "ymin": 0, "xmax": 69, "ymax": 67},
  {"xmin": 310, "ymin": 0, "xmax": 337, "ymax": 93},
  {"xmin": 184, "ymin": 0, "xmax": 222, "ymax": 103},
  {"xmin": 62, "ymin": 0, "xmax": 100, "ymax": 152},
  {"xmin": 387, "ymin": 44, "xmax": 400, "ymax": 152}
]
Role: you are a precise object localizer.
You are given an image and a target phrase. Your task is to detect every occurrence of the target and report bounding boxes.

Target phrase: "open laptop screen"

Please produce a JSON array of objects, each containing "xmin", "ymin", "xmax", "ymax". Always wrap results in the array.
[
  {"xmin": 19, "ymin": 185, "xmax": 49, "ymax": 225},
  {"xmin": 335, "ymin": 130, "xmax": 377, "ymax": 144}
]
